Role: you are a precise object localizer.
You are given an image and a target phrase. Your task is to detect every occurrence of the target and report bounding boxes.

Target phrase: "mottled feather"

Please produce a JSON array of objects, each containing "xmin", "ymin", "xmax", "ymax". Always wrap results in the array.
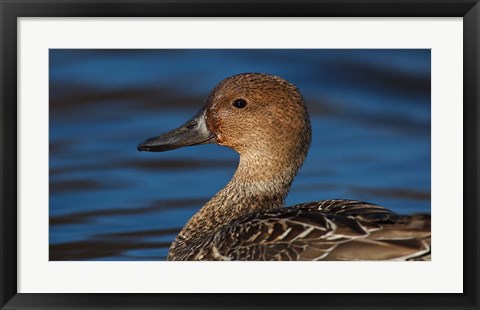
[{"xmin": 169, "ymin": 200, "xmax": 430, "ymax": 261}]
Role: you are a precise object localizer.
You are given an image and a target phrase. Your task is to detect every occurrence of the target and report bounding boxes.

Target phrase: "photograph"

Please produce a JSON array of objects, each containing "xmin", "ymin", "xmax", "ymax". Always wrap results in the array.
[
  {"xmin": 49, "ymin": 49, "xmax": 431, "ymax": 261},
  {"xmin": 2, "ymin": 1, "xmax": 477, "ymax": 307}
]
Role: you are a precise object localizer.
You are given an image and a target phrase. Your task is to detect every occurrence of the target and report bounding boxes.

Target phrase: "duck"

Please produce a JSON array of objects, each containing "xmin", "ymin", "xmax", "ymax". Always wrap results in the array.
[{"xmin": 137, "ymin": 73, "xmax": 431, "ymax": 261}]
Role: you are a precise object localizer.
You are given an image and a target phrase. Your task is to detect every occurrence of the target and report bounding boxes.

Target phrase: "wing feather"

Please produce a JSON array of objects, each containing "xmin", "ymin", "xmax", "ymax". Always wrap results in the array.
[{"xmin": 200, "ymin": 200, "xmax": 431, "ymax": 261}]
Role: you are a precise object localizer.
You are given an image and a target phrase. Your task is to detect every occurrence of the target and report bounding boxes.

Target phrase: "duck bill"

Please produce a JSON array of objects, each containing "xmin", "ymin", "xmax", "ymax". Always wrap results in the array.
[{"xmin": 137, "ymin": 109, "xmax": 216, "ymax": 152}]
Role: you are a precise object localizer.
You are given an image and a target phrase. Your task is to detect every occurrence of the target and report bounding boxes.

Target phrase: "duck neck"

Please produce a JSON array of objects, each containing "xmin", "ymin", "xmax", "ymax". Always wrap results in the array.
[{"xmin": 174, "ymin": 150, "xmax": 303, "ymax": 243}]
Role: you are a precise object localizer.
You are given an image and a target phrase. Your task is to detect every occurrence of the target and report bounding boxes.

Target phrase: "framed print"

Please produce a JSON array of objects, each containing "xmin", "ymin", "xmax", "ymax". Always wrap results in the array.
[{"xmin": 1, "ymin": 0, "xmax": 479, "ymax": 309}]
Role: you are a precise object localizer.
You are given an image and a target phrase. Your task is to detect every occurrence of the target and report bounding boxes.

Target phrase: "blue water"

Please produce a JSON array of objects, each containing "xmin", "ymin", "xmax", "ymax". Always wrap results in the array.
[{"xmin": 49, "ymin": 49, "xmax": 431, "ymax": 261}]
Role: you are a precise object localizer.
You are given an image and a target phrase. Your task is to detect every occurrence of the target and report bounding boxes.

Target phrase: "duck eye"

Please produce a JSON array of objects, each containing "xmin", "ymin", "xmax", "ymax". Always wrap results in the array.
[{"xmin": 233, "ymin": 99, "xmax": 247, "ymax": 109}]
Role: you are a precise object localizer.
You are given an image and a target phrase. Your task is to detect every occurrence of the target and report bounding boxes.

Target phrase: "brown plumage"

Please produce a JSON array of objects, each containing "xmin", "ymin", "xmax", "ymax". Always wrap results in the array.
[{"xmin": 137, "ymin": 73, "xmax": 431, "ymax": 261}]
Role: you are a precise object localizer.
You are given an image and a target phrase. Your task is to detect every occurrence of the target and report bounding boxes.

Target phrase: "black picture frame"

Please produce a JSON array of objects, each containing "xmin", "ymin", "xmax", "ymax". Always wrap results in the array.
[{"xmin": 1, "ymin": 1, "xmax": 479, "ymax": 309}]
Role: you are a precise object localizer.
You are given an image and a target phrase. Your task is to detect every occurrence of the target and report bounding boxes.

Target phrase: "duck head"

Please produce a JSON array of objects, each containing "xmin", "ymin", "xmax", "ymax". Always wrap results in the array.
[{"xmin": 138, "ymin": 73, "xmax": 312, "ymax": 180}]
